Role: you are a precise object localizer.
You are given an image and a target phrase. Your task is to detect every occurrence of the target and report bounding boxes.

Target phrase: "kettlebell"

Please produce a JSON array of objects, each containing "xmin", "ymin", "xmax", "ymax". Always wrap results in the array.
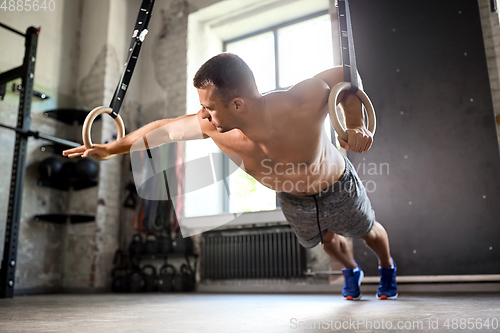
[
  {"xmin": 157, "ymin": 232, "xmax": 172, "ymax": 254},
  {"xmin": 172, "ymin": 264, "xmax": 196, "ymax": 292},
  {"xmin": 158, "ymin": 264, "xmax": 176, "ymax": 293},
  {"xmin": 126, "ymin": 265, "xmax": 145, "ymax": 293},
  {"xmin": 111, "ymin": 267, "xmax": 128, "ymax": 293},
  {"xmin": 145, "ymin": 233, "xmax": 159, "ymax": 255},
  {"xmin": 172, "ymin": 233, "xmax": 193, "ymax": 254},
  {"xmin": 128, "ymin": 233, "xmax": 144, "ymax": 257},
  {"xmin": 141, "ymin": 265, "xmax": 159, "ymax": 292}
]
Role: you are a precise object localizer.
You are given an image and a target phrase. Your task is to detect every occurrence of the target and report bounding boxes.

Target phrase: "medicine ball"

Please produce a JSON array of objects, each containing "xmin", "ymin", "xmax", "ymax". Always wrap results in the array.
[
  {"xmin": 75, "ymin": 159, "xmax": 99, "ymax": 179},
  {"xmin": 60, "ymin": 162, "xmax": 76, "ymax": 179},
  {"xmin": 38, "ymin": 157, "xmax": 63, "ymax": 179}
]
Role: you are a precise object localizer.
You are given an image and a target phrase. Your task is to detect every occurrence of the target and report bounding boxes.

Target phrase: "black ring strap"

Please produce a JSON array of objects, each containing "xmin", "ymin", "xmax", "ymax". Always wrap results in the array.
[
  {"xmin": 109, "ymin": 0, "xmax": 156, "ymax": 118},
  {"xmin": 337, "ymin": 0, "xmax": 359, "ymax": 94}
]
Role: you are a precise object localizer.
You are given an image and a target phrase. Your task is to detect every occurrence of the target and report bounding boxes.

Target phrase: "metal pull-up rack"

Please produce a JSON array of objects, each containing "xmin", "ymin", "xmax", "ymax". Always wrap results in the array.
[{"xmin": 0, "ymin": 22, "xmax": 80, "ymax": 298}]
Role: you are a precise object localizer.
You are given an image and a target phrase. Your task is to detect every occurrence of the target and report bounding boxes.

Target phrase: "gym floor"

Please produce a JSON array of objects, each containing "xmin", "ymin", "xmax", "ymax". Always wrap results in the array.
[{"xmin": 0, "ymin": 293, "xmax": 499, "ymax": 332}]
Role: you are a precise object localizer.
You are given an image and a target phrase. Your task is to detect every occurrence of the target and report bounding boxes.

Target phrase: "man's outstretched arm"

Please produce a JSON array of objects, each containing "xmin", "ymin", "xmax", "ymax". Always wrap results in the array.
[{"xmin": 63, "ymin": 112, "xmax": 206, "ymax": 159}]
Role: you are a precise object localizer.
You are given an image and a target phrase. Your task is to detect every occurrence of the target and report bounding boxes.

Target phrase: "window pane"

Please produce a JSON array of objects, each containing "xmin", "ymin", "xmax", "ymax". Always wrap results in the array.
[
  {"xmin": 226, "ymin": 32, "xmax": 277, "ymax": 213},
  {"xmin": 226, "ymin": 32, "xmax": 276, "ymax": 93},
  {"xmin": 278, "ymin": 15, "xmax": 334, "ymax": 88},
  {"xmin": 229, "ymin": 168, "xmax": 277, "ymax": 214},
  {"xmin": 184, "ymin": 140, "xmax": 225, "ymax": 218}
]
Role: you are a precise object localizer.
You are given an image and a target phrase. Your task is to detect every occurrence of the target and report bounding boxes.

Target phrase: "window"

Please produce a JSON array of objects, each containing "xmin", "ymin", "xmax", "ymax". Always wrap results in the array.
[{"xmin": 224, "ymin": 11, "xmax": 335, "ymax": 214}]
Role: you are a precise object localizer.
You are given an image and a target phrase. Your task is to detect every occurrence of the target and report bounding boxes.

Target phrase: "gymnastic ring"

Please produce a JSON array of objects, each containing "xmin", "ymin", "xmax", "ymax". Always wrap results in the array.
[
  {"xmin": 82, "ymin": 106, "xmax": 125, "ymax": 161},
  {"xmin": 328, "ymin": 81, "xmax": 376, "ymax": 143}
]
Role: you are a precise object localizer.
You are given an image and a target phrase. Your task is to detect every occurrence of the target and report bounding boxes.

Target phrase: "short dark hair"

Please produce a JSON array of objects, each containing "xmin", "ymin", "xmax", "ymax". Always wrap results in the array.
[{"xmin": 193, "ymin": 53, "xmax": 258, "ymax": 105}]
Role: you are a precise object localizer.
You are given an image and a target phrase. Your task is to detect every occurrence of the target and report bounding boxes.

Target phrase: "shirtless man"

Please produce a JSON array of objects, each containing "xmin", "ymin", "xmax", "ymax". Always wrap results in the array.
[{"xmin": 63, "ymin": 53, "xmax": 397, "ymax": 300}]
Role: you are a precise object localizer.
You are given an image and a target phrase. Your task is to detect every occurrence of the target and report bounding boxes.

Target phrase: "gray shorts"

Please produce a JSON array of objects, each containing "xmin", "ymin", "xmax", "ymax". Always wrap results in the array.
[{"xmin": 276, "ymin": 154, "xmax": 375, "ymax": 248}]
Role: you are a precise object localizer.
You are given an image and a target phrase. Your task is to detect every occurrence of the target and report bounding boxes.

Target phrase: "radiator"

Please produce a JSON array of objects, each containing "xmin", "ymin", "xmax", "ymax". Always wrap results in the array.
[{"xmin": 201, "ymin": 226, "xmax": 306, "ymax": 279}]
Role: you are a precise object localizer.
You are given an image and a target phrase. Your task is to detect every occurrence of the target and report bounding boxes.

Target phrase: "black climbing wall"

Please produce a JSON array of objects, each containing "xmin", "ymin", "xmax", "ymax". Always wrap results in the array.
[{"xmin": 348, "ymin": 0, "xmax": 500, "ymax": 276}]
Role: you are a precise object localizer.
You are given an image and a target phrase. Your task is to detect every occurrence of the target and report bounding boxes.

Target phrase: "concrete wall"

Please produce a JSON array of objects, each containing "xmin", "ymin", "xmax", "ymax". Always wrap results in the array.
[{"xmin": 478, "ymin": 0, "xmax": 500, "ymax": 153}]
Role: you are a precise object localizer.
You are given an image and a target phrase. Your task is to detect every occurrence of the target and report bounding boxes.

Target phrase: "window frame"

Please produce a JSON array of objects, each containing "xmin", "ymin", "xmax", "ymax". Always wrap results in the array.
[
  {"xmin": 223, "ymin": 9, "xmax": 330, "ymax": 91},
  {"xmin": 221, "ymin": 9, "xmax": 332, "ymax": 213}
]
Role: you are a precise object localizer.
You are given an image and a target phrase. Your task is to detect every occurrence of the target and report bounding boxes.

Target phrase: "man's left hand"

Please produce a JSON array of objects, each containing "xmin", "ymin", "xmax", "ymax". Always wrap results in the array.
[{"xmin": 337, "ymin": 126, "xmax": 373, "ymax": 153}]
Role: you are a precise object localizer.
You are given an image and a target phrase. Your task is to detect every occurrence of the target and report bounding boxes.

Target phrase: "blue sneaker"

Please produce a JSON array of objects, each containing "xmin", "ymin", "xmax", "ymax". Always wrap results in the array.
[
  {"xmin": 377, "ymin": 262, "xmax": 398, "ymax": 300},
  {"xmin": 342, "ymin": 265, "xmax": 364, "ymax": 301}
]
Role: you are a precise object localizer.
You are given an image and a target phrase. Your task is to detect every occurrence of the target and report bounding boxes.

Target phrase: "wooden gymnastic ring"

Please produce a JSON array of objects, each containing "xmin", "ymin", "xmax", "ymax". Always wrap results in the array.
[
  {"xmin": 328, "ymin": 81, "xmax": 376, "ymax": 143},
  {"xmin": 82, "ymin": 106, "xmax": 125, "ymax": 161}
]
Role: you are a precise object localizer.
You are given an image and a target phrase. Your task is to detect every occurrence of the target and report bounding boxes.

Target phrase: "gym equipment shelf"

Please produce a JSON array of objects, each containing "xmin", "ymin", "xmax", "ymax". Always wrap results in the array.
[
  {"xmin": 37, "ymin": 177, "xmax": 98, "ymax": 191},
  {"xmin": 43, "ymin": 108, "xmax": 100, "ymax": 126},
  {"xmin": 1, "ymin": 23, "xmax": 42, "ymax": 298},
  {"xmin": 131, "ymin": 252, "xmax": 198, "ymax": 260},
  {"xmin": 129, "ymin": 253, "xmax": 198, "ymax": 281},
  {"xmin": 0, "ymin": 22, "xmax": 93, "ymax": 298},
  {"xmin": 34, "ymin": 214, "xmax": 95, "ymax": 224}
]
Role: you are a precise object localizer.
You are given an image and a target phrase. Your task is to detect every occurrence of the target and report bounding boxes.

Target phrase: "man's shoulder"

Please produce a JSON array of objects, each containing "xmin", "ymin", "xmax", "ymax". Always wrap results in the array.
[
  {"xmin": 263, "ymin": 78, "xmax": 330, "ymax": 119},
  {"xmin": 265, "ymin": 77, "xmax": 327, "ymax": 96}
]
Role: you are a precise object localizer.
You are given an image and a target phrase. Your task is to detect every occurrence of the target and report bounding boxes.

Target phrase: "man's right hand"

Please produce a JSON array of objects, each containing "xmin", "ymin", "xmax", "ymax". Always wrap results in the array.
[{"xmin": 62, "ymin": 143, "xmax": 112, "ymax": 159}]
